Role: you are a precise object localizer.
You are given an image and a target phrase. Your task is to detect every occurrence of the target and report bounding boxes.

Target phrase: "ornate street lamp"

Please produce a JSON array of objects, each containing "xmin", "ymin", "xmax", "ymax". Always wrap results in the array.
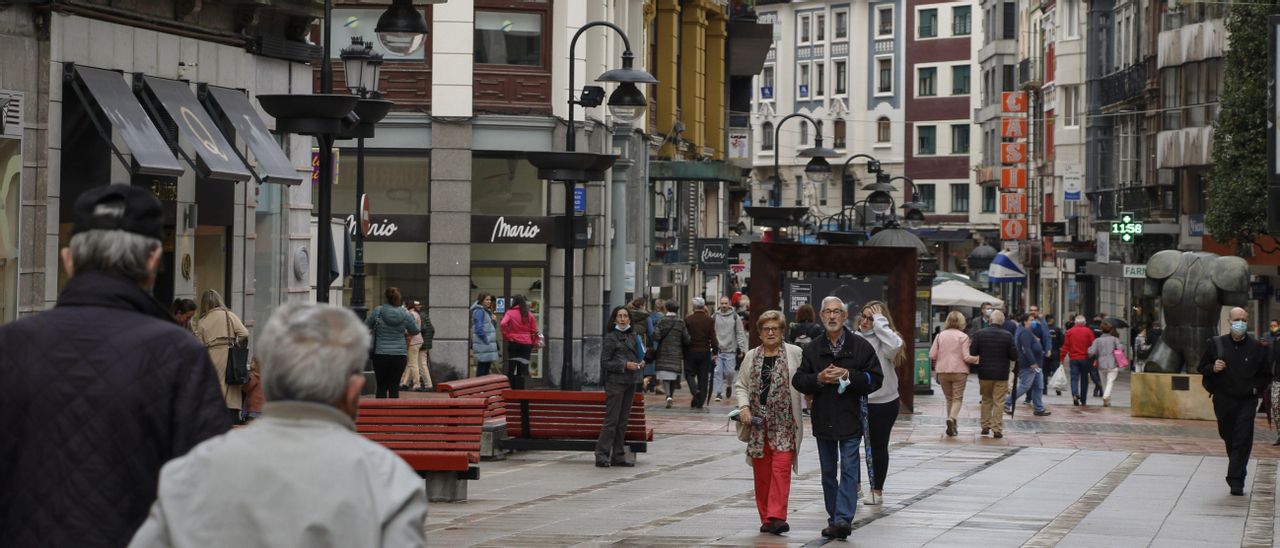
[
  {"xmin": 766, "ymin": 113, "xmax": 839, "ymax": 206},
  {"xmin": 338, "ymin": 37, "xmax": 391, "ymax": 320}
]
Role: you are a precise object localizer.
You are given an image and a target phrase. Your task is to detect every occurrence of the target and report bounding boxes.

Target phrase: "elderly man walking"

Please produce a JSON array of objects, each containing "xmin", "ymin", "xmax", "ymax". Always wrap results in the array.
[
  {"xmin": 793, "ymin": 296, "xmax": 883, "ymax": 540},
  {"xmin": 129, "ymin": 303, "xmax": 428, "ymax": 547},
  {"xmin": 713, "ymin": 296, "xmax": 748, "ymax": 402},
  {"xmin": 685, "ymin": 297, "xmax": 718, "ymax": 410},
  {"xmin": 1198, "ymin": 307, "xmax": 1272, "ymax": 496},
  {"xmin": 969, "ymin": 310, "xmax": 1018, "ymax": 438},
  {"xmin": 0, "ymin": 184, "xmax": 230, "ymax": 548}
]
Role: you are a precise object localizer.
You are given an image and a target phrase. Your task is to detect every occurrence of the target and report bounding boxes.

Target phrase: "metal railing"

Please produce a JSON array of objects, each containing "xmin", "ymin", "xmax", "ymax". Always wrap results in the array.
[{"xmin": 1099, "ymin": 62, "xmax": 1146, "ymax": 107}]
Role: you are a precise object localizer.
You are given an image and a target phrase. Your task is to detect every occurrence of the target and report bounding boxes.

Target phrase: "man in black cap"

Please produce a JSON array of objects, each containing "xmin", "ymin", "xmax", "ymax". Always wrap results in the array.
[{"xmin": 0, "ymin": 184, "xmax": 230, "ymax": 547}]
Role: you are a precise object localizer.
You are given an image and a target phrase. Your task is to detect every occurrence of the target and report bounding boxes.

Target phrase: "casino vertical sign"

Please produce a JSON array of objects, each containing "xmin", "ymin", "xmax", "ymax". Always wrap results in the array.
[{"xmin": 1001, "ymin": 92, "xmax": 1028, "ymax": 241}]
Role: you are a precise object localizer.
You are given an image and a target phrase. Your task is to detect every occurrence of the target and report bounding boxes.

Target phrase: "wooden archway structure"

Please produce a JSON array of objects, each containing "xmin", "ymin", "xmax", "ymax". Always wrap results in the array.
[{"xmin": 748, "ymin": 242, "xmax": 918, "ymax": 413}]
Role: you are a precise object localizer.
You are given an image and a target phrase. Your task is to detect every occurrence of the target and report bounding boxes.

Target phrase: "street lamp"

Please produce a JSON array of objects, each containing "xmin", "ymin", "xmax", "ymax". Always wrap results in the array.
[
  {"xmin": 338, "ymin": 37, "xmax": 391, "ymax": 320},
  {"xmin": 769, "ymin": 112, "xmax": 839, "ymax": 206},
  {"xmin": 890, "ymin": 176, "xmax": 927, "ymax": 228},
  {"xmin": 376, "ymin": 0, "xmax": 430, "ymax": 56},
  {"xmin": 532, "ymin": 20, "xmax": 654, "ymax": 390}
]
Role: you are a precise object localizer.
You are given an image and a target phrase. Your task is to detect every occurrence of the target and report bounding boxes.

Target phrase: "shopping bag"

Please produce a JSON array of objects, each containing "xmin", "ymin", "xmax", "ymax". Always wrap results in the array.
[{"xmin": 1049, "ymin": 365, "xmax": 1069, "ymax": 392}]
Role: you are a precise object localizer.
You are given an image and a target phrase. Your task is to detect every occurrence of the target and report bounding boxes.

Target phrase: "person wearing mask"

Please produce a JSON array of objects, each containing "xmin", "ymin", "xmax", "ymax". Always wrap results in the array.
[
  {"xmin": 1045, "ymin": 314, "xmax": 1065, "ymax": 394},
  {"xmin": 365, "ymin": 287, "xmax": 420, "ymax": 399},
  {"xmin": 1021, "ymin": 306, "xmax": 1053, "ymax": 405},
  {"xmin": 1263, "ymin": 320, "xmax": 1280, "ymax": 347},
  {"xmin": 470, "ymin": 293, "xmax": 501, "ymax": 377},
  {"xmin": 501, "ymin": 295, "xmax": 540, "ymax": 389},
  {"xmin": 856, "ymin": 301, "xmax": 905, "ymax": 506},
  {"xmin": 930, "ymin": 311, "xmax": 979, "ymax": 436},
  {"xmin": 792, "ymin": 297, "xmax": 883, "ymax": 540},
  {"xmin": 734, "ymin": 310, "xmax": 806, "ymax": 535},
  {"xmin": 1198, "ymin": 307, "xmax": 1272, "ymax": 496},
  {"xmin": 789, "ymin": 304, "xmax": 823, "ymax": 346},
  {"xmin": 1133, "ymin": 326, "xmax": 1152, "ymax": 373},
  {"xmin": 1088, "ymin": 322, "xmax": 1126, "ymax": 407},
  {"xmin": 128, "ymin": 303, "xmax": 427, "ymax": 547},
  {"xmin": 713, "ymin": 296, "xmax": 748, "ymax": 402},
  {"xmin": 172, "ymin": 298, "xmax": 197, "ymax": 333},
  {"xmin": 596, "ymin": 306, "xmax": 645, "ymax": 467},
  {"xmin": 1005, "ymin": 314, "xmax": 1051, "ymax": 417},
  {"xmin": 645, "ymin": 298, "xmax": 668, "ymax": 395},
  {"xmin": 653, "ymin": 301, "xmax": 690, "ymax": 408},
  {"xmin": 969, "ymin": 310, "xmax": 1018, "ymax": 438},
  {"xmin": 0, "ymin": 184, "xmax": 230, "ymax": 547},
  {"xmin": 968, "ymin": 302, "xmax": 993, "ymax": 335},
  {"xmin": 400, "ymin": 300, "xmax": 433, "ymax": 392},
  {"xmin": 685, "ymin": 298, "xmax": 718, "ymax": 411},
  {"xmin": 1061, "ymin": 315, "xmax": 1097, "ymax": 406},
  {"xmin": 196, "ymin": 289, "xmax": 250, "ymax": 424}
]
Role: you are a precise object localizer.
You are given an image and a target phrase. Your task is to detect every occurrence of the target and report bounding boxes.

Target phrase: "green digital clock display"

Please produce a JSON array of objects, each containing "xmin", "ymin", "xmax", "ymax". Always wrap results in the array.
[{"xmin": 1110, "ymin": 212, "xmax": 1142, "ymax": 243}]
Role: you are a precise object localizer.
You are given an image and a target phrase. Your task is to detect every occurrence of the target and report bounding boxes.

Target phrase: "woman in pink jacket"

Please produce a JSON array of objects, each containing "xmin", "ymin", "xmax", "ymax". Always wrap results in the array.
[
  {"xmin": 930, "ymin": 311, "xmax": 980, "ymax": 437},
  {"xmin": 501, "ymin": 294, "xmax": 541, "ymax": 389}
]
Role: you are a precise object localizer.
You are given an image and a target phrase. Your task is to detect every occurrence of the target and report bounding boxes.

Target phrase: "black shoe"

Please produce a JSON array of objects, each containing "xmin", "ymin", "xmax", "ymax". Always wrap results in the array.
[
  {"xmin": 1229, "ymin": 481, "xmax": 1245, "ymax": 496},
  {"xmin": 760, "ymin": 523, "xmax": 772, "ymax": 533},
  {"xmin": 993, "ymin": 432, "xmax": 1004, "ymax": 439},
  {"xmin": 821, "ymin": 525, "xmax": 838, "ymax": 538},
  {"xmin": 611, "ymin": 460, "xmax": 635, "ymax": 467},
  {"xmin": 1004, "ymin": 406, "xmax": 1014, "ymax": 416},
  {"xmin": 769, "ymin": 519, "xmax": 789, "ymax": 535},
  {"xmin": 834, "ymin": 521, "xmax": 852, "ymax": 539},
  {"xmin": 595, "ymin": 462, "xmax": 611, "ymax": 468},
  {"xmin": 981, "ymin": 427, "xmax": 990, "ymax": 435},
  {"xmin": 1034, "ymin": 409, "xmax": 1052, "ymax": 416},
  {"xmin": 1273, "ymin": 438, "xmax": 1280, "ymax": 446},
  {"xmin": 1094, "ymin": 389, "xmax": 1103, "ymax": 398},
  {"xmin": 1072, "ymin": 397, "xmax": 1080, "ymax": 406},
  {"xmin": 1056, "ymin": 390, "xmax": 1063, "ymax": 396}
]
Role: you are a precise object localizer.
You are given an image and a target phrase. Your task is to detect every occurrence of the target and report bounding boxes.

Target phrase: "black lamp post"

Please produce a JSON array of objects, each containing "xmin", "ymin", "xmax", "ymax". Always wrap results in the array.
[
  {"xmin": 260, "ymin": 1, "xmax": 428, "ymax": 303},
  {"xmin": 530, "ymin": 20, "xmax": 655, "ymax": 390},
  {"xmin": 768, "ymin": 113, "xmax": 838, "ymax": 207},
  {"xmin": 338, "ymin": 38, "xmax": 391, "ymax": 320}
]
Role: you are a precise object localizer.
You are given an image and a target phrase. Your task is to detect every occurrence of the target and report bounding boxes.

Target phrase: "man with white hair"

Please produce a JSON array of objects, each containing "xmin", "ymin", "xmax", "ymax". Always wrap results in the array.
[
  {"xmin": 968, "ymin": 310, "xmax": 1018, "ymax": 438},
  {"xmin": 1061, "ymin": 314, "xmax": 1097, "ymax": 406},
  {"xmin": 684, "ymin": 297, "xmax": 718, "ymax": 410},
  {"xmin": 129, "ymin": 303, "xmax": 428, "ymax": 547},
  {"xmin": 0, "ymin": 184, "xmax": 230, "ymax": 547}
]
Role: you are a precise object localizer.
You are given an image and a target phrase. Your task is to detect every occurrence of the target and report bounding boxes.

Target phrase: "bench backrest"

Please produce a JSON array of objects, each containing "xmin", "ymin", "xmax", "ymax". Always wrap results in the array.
[
  {"xmin": 356, "ymin": 398, "xmax": 486, "ymax": 454},
  {"xmin": 435, "ymin": 374, "xmax": 510, "ymax": 424},
  {"xmin": 501, "ymin": 389, "xmax": 649, "ymax": 441}
]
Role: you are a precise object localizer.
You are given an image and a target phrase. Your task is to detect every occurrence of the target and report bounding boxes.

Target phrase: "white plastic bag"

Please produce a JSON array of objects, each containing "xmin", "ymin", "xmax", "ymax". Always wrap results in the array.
[{"xmin": 1049, "ymin": 365, "xmax": 1069, "ymax": 392}]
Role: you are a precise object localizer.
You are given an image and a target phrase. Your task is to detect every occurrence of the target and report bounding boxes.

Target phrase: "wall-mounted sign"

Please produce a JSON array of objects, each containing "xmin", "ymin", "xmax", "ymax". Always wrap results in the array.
[
  {"xmin": 1001, "ymin": 91, "xmax": 1027, "ymax": 113},
  {"xmin": 1001, "ymin": 143, "xmax": 1027, "ymax": 164},
  {"xmin": 1110, "ymin": 212, "xmax": 1143, "ymax": 243},
  {"xmin": 472, "ymin": 215, "xmax": 554, "ymax": 244},
  {"xmin": 695, "ymin": 238, "xmax": 730, "ymax": 272},
  {"xmin": 1000, "ymin": 219, "xmax": 1027, "ymax": 240},
  {"xmin": 311, "ymin": 148, "xmax": 340, "ymax": 185},
  {"xmin": 1188, "ymin": 213, "xmax": 1205, "ymax": 237},
  {"xmin": 1042, "ymin": 222, "xmax": 1066, "ymax": 237},
  {"xmin": 728, "ymin": 130, "xmax": 750, "ymax": 160},
  {"xmin": 341, "ymin": 213, "xmax": 430, "ymax": 243},
  {"xmin": 1000, "ymin": 167, "xmax": 1027, "ymax": 189},
  {"xmin": 1001, "ymin": 118, "xmax": 1027, "ymax": 138},
  {"xmin": 573, "ymin": 187, "xmax": 586, "ymax": 214},
  {"xmin": 1000, "ymin": 192, "xmax": 1027, "ymax": 214},
  {"xmin": 1123, "ymin": 264, "xmax": 1147, "ymax": 279},
  {"xmin": 799, "ymin": 84, "xmax": 809, "ymax": 98},
  {"xmin": 760, "ymin": 86, "xmax": 773, "ymax": 99}
]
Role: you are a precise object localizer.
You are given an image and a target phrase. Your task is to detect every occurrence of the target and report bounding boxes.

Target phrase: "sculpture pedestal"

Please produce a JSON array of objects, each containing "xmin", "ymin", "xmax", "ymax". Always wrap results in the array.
[{"xmin": 1130, "ymin": 372, "xmax": 1215, "ymax": 421}]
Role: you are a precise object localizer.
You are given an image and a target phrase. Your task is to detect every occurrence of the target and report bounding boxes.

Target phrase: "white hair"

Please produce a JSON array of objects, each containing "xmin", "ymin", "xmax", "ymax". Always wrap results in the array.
[
  {"xmin": 692, "ymin": 297, "xmax": 706, "ymax": 309},
  {"xmin": 256, "ymin": 303, "xmax": 370, "ymax": 405},
  {"xmin": 990, "ymin": 310, "xmax": 1006, "ymax": 325},
  {"xmin": 69, "ymin": 229, "xmax": 160, "ymax": 283},
  {"xmin": 1074, "ymin": 315, "xmax": 1087, "ymax": 324},
  {"xmin": 820, "ymin": 296, "xmax": 846, "ymax": 311}
]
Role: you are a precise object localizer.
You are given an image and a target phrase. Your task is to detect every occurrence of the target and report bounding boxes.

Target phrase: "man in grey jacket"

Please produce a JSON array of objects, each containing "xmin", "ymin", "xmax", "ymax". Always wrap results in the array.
[
  {"xmin": 713, "ymin": 296, "xmax": 748, "ymax": 401},
  {"xmin": 129, "ymin": 303, "xmax": 428, "ymax": 547}
]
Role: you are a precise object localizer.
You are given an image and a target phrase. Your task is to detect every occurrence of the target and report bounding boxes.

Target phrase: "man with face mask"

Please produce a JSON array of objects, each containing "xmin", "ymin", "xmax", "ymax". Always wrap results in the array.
[
  {"xmin": 1197, "ymin": 307, "xmax": 1272, "ymax": 496},
  {"xmin": 968, "ymin": 302, "xmax": 993, "ymax": 335}
]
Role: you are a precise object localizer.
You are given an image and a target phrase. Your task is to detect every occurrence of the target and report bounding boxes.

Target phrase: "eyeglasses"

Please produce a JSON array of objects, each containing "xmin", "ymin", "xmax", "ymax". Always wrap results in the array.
[
  {"xmin": 761, "ymin": 326, "xmax": 782, "ymax": 333},
  {"xmin": 821, "ymin": 309, "xmax": 844, "ymax": 316}
]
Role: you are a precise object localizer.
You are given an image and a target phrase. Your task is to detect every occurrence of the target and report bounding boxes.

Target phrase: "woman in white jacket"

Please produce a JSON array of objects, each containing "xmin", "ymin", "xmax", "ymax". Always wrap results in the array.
[
  {"xmin": 856, "ymin": 300, "xmax": 904, "ymax": 506},
  {"xmin": 734, "ymin": 310, "xmax": 805, "ymax": 536}
]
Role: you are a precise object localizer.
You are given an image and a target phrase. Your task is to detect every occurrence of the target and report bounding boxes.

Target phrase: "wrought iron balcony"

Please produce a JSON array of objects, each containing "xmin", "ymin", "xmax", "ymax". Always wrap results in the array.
[
  {"xmin": 1117, "ymin": 184, "xmax": 1178, "ymax": 221},
  {"xmin": 1099, "ymin": 62, "xmax": 1147, "ymax": 107}
]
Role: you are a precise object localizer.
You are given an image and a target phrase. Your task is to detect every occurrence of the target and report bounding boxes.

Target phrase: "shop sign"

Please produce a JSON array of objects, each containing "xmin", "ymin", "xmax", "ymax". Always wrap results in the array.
[
  {"xmin": 695, "ymin": 238, "xmax": 730, "ymax": 272},
  {"xmin": 1122, "ymin": 264, "xmax": 1147, "ymax": 279},
  {"xmin": 1042, "ymin": 222, "xmax": 1066, "ymax": 237},
  {"xmin": 573, "ymin": 187, "xmax": 586, "ymax": 214},
  {"xmin": 1188, "ymin": 213, "xmax": 1205, "ymax": 237},
  {"xmin": 342, "ymin": 213, "xmax": 430, "ymax": 243},
  {"xmin": 1063, "ymin": 169, "xmax": 1082, "ymax": 201},
  {"xmin": 472, "ymin": 215, "xmax": 554, "ymax": 244},
  {"xmin": 1001, "ymin": 91, "xmax": 1027, "ymax": 113}
]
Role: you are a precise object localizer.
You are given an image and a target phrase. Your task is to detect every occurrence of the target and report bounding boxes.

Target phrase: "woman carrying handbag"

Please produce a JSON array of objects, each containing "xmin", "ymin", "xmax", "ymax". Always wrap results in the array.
[{"xmin": 195, "ymin": 290, "xmax": 249, "ymax": 424}]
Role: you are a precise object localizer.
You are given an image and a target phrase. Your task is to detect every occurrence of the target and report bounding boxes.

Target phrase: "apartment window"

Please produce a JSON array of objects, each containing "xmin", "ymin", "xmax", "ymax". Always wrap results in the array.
[
  {"xmin": 1002, "ymin": 64, "xmax": 1016, "ymax": 92},
  {"xmin": 761, "ymin": 122, "xmax": 774, "ymax": 150},
  {"xmin": 917, "ymin": 67, "xmax": 937, "ymax": 97},
  {"xmin": 953, "ymin": 6, "xmax": 972, "ymax": 35},
  {"xmin": 1063, "ymin": 85, "xmax": 1080, "ymax": 127},
  {"xmin": 951, "ymin": 184, "xmax": 970, "ymax": 212},
  {"xmin": 919, "ymin": 9, "xmax": 938, "ymax": 38},
  {"xmin": 833, "ymin": 118, "xmax": 847, "ymax": 148},
  {"xmin": 1184, "ymin": 62, "xmax": 1204, "ymax": 127},
  {"xmin": 760, "ymin": 66, "xmax": 775, "ymax": 100},
  {"xmin": 835, "ymin": 10, "xmax": 849, "ymax": 39},
  {"xmin": 982, "ymin": 186, "xmax": 997, "ymax": 212},
  {"xmin": 800, "ymin": 121, "xmax": 809, "ymax": 145},
  {"xmin": 816, "ymin": 14, "xmax": 826, "ymax": 42},
  {"xmin": 1002, "ymin": 2, "xmax": 1016, "ymax": 40},
  {"xmin": 835, "ymin": 60, "xmax": 847, "ymax": 95},
  {"xmin": 1064, "ymin": 0, "xmax": 1079, "ymax": 38},
  {"xmin": 799, "ymin": 63, "xmax": 811, "ymax": 97},
  {"xmin": 878, "ymin": 7, "xmax": 894, "ymax": 36},
  {"xmin": 918, "ymin": 184, "xmax": 936, "ymax": 212},
  {"xmin": 816, "ymin": 62, "xmax": 826, "ymax": 97},
  {"xmin": 1162, "ymin": 69, "xmax": 1180, "ymax": 130},
  {"xmin": 917, "ymin": 125, "xmax": 936, "ymax": 155},
  {"xmin": 952, "ymin": 65, "xmax": 971, "ymax": 95},
  {"xmin": 475, "ymin": 11, "xmax": 544, "ymax": 66},
  {"xmin": 951, "ymin": 124, "xmax": 970, "ymax": 154},
  {"xmin": 1205, "ymin": 59, "xmax": 1223, "ymax": 123},
  {"xmin": 800, "ymin": 14, "xmax": 811, "ymax": 43},
  {"xmin": 877, "ymin": 117, "xmax": 891, "ymax": 143},
  {"xmin": 877, "ymin": 58, "xmax": 893, "ymax": 93}
]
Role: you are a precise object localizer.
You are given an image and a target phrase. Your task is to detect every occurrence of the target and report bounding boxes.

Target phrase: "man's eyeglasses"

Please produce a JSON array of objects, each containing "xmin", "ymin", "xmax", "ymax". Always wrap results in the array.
[{"xmin": 821, "ymin": 309, "xmax": 844, "ymax": 316}]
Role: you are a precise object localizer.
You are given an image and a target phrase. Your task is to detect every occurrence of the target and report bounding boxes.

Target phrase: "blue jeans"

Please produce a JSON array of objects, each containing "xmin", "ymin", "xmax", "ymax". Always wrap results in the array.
[
  {"xmin": 713, "ymin": 352, "xmax": 737, "ymax": 397},
  {"xmin": 1070, "ymin": 359, "xmax": 1092, "ymax": 402},
  {"xmin": 1006, "ymin": 368, "xmax": 1045, "ymax": 412},
  {"xmin": 816, "ymin": 437, "xmax": 862, "ymax": 525}
]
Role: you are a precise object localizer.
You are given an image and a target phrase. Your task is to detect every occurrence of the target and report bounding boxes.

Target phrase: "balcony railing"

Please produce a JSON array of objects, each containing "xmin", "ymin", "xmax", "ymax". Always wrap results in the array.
[
  {"xmin": 1117, "ymin": 184, "xmax": 1178, "ymax": 221},
  {"xmin": 1099, "ymin": 62, "xmax": 1146, "ymax": 107}
]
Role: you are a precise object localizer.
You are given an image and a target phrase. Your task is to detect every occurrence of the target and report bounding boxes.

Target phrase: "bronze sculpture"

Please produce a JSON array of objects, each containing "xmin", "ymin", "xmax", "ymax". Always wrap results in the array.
[{"xmin": 1142, "ymin": 250, "xmax": 1250, "ymax": 374}]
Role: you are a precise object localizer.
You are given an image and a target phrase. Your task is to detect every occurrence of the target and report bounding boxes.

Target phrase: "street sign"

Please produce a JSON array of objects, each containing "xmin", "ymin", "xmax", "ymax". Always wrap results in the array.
[
  {"xmin": 1123, "ymin": 264, "xmax": 1147, "ymax": 278},
  {"xmin": 1001, "ymin": 118, "xmax": 1027, "ymax": 138},
  {"xmin": 1042, "ymin": 222, "xmax": 1066, "ymax": 237},
  {"xmin": 1002, "ymin": 91, "xmax": 1027, "ymax": 113},
  {"xmin": 1110, "ymin": 212, "xmax": 1143, "ymax": 243},
  {"xmin": 573, "ymin": 187, "xmax": 586, "ymax": 213},
  {"xmin": 1000, "ymin": 192, "xmax": 1027, "ymax": 214},
  {"xmin": 1001, "ymin": 218, "xmax": 1027, "ymax": 240},
  {"xmin": 1000, "ymin": 167, "xmax": 1027, "ymax": 189},
  {"xmin": 1001, "ymin": 143, "xmax": 1027, "ymax": 164}
]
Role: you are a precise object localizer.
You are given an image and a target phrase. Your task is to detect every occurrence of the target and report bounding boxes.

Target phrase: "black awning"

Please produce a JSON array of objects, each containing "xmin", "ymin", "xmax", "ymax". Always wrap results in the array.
[
  {"xmin": 728, "ymin": 22, "xmax": 773, "ymax": 77},
  {"xmin": 199, "ymin": 85, "xmax": 303, "ymax": 185},
  {"xmin": 66, "ymin": 64, "xmax": 182, "ymax": 177},
  {"xmin": 139, "ymin": 76, "xmax": 250, "ymax": 183}
]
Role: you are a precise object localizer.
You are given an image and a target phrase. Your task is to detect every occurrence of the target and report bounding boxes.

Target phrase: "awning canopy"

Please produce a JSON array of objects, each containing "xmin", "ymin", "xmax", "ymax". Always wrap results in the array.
[
  {"xmin": 67, "ymin": 64, "xmax": 182, "ymax": 177},
  {"xmin": 139, "ymin": 76, "xmax": 251, "ymax": 183},
  {"xmin": 649, "ymin": 160, "xmax": 743, "ymax": 183},
  {"xmin": 931, "ymin": 280, "xmax": 1004, "ymax": 308},
  {"xmin": 200, "ymin": 84, "xmax": 304, "ymax": 185},
  {"xmin": 989, "ymin": 251, "xmax": 1026, "ymax": 282}
]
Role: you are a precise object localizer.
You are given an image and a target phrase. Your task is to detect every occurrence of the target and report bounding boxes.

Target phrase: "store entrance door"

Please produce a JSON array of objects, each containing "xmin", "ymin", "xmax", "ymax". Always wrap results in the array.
[{"xmin": 471, "ymin": 262, "xmax": 547, "ymax": 384}]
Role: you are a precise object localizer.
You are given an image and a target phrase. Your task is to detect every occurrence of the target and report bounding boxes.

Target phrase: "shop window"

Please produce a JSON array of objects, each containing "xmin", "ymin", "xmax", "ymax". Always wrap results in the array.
[
  {"xmin": 252, "ymin": 181, "xmax": 283, "ymax": 339},
  {"xmin": 475, "ymin": 11, "xmax": 544, "ymax": 66}
]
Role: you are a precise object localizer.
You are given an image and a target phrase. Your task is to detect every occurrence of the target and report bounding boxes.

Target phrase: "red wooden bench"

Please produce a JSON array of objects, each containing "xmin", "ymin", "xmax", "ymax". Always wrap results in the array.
[
  {"xmin": 498, "ymin": 389, "xmax": 653, "ymax": 463},
  {"xmin": 436, "ymin": 375, "xmax": 512, "ymax": 459},
  {"xmin": 356, "ymin": 398, "xmax": 485, "ymax": 502}
]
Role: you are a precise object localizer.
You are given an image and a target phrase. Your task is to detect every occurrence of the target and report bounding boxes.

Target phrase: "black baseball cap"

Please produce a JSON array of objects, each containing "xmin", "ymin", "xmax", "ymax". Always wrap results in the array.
[{"xmin": 71, "ymin": 184, "xmax": 165, "ymax": 241}]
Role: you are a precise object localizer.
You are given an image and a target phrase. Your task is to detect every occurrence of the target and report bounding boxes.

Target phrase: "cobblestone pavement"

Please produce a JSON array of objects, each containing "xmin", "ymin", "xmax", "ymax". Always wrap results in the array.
[{"xmin": 421, "ymin": 371, "xmax": 1280, "ymax": 547}]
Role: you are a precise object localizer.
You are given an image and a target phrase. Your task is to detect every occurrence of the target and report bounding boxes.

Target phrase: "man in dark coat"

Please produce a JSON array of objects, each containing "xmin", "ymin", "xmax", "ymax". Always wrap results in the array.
[
  {"xmin": 793, "ymin": 296, "xmax": 883, "ymax": 540},
  {"xmin": 1198, "ymin": 307, "xmax": 1272, "ymax": 496},
  {"xmin": 969, "ymin": 310, "xmax": 1018, "ymax": 438},
  {"xmin": 0, "ymin": 185, "xmax": 230, "ymax": 547},
  {"xmin": 684, "ymin": 297, "xmax": 717, "ymax": 410}
]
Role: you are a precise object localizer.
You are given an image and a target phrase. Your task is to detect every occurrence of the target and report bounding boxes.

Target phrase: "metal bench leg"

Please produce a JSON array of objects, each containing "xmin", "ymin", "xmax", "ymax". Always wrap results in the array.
[{"xmin": 424, "ymin": 472, "xmax": 468, "ymax": 502}]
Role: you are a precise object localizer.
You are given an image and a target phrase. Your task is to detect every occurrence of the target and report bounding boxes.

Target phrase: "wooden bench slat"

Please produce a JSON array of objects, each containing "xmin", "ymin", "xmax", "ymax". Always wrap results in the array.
[
  {"xmin": 360, "ymin": 407, "xmax": 487, "ymax": 417},
  {"xmin": 393, "ymin": 450, "xmax": 473, "ymax": 472},
  {"xmin": 364, "ymin": 432, "xmax": 482, "ymax": 442},
  {"xmin": 380, "ymin": 441, "xmax": 483, "ymax": 452},
  {"xmin": 361, "ymin": 398, "xmax": 487, "ymax": 408},
  {"xmin": 358, "ymin": 418, "xmax": 484, "ymax": 427},
  {"xmin": 357, "ymin": 425, "xmax": 483, "ymax": 434}
]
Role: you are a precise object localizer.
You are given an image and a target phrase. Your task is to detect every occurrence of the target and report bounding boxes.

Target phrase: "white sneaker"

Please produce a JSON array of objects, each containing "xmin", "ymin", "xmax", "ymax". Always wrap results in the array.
[
  {"xmin": 665, "ymin": 397, "xmax": 673, "ymax": 409},
  {"xmin": 865, "ymin": 492, "xmax": 882, "ymax": 506},
  {"xmin": 714, "ymin": 395, "xmax": 723, "ymax": 402}
]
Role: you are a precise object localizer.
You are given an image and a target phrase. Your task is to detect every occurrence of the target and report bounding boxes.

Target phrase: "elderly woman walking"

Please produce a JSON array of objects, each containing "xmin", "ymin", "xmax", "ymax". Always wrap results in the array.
[
  {"xmin": 930, "ymin": 311, "xmax": 979, "ymax": 436},
  {"xmin": 195, "ymin": 290, "xmax": 249, "ymax": 424},
  {"xmin": 734, "ymin": 310, "xmax": 805, "ymax": 535},
  {"xmin": 596, "ymin": 306, "xmax": 645, "ymax": 467}
]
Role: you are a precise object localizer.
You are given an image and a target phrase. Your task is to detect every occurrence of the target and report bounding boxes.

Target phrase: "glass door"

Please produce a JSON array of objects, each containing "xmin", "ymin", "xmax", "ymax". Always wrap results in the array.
[{"xmin": 471, "ymin": 263, "xmax": 547, "ymax": 382}]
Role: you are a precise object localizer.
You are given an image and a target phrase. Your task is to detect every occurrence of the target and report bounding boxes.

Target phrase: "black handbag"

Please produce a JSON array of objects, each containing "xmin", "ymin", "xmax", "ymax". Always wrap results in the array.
[
  {"xmin": 222, "ymin": 311, "xmax": 250, "ymax": 386},
  {"xmin": 369, "ymin": 307, "xmax": 382, "ymax": 360}
]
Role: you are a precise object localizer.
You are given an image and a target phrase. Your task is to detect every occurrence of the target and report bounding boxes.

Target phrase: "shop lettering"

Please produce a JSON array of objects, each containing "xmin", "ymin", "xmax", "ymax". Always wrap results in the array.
[
  {"xmin": 490, "ymin": 217, "xmax": 541, "ymax": 242},
  {"xmin": 345, "ymin": 214, "xmax": 400, "ymax": 238},
  {"xmin": 700, "ymin": 246, "xmax": 726, "ymax": 264}
]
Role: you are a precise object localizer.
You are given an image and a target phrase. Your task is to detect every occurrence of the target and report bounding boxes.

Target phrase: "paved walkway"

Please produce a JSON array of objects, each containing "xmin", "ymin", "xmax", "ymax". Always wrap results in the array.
[{"xmin": 421, "ymin": 371, "xmax": 1280, "ymax": 546}]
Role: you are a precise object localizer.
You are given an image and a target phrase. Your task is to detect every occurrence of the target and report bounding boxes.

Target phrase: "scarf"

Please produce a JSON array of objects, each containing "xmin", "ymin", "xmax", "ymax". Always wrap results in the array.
[{"xmin": 747, "ymin": 347, "xmax": 796, "ymax": 459}]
